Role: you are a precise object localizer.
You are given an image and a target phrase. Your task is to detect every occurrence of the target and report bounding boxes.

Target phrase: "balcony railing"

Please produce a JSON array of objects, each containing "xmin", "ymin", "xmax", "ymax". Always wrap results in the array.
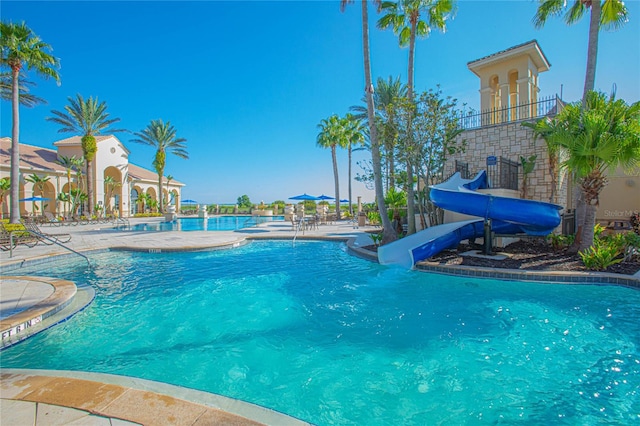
[{"xmin": 457, "ymin": 95, "xmax": 563, "ymax": 130}]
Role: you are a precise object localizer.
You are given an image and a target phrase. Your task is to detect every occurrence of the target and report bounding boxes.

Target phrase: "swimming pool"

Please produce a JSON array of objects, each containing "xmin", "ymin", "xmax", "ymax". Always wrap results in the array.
[
  {"xmin": 124, "ymin": 215, "xmax": 285, "ymax": 231},
  {"xmin": 2, "ymin": 241, "xmax": 639, "ymax": 424}
]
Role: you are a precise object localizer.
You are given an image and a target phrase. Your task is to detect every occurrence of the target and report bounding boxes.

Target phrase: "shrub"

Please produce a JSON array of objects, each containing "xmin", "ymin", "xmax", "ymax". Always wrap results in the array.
[
  {"xmin": 367, "ymin": 211, "xmax": 381, "ymax": 225},
  {"xmin": 370, "ymin": 232, "xmax": 383, "ymax": 247},
  {"xmin": 631, "ymin": 212, "xmax": 640, "ymax": 235},
  {"xmin": 579, "ymin": 245, "xmax": 623, "ymax": 271},
  {"xmin": 547, "ymin": 233, "xmax": 575, "ymax": 250}
]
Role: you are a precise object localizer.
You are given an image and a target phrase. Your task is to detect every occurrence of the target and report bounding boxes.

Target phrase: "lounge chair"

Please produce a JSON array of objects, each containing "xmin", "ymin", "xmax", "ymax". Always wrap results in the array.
[
  {"xmin": 43, "ymin": 211, "xmax": 63, "ymax": 226},
  {"xmin": 21, "ymin": 219, "xmax": 72, "ymax": 244},
  {"xmin": 0, "ymin": 222, "xmax": 39, "ymax": 251}
]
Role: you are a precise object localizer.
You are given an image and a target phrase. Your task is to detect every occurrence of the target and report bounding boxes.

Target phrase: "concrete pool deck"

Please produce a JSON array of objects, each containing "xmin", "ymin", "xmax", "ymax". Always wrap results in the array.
[{"xmin": 1, "ymin": 217, "xmax": 638, "ymax": 425}]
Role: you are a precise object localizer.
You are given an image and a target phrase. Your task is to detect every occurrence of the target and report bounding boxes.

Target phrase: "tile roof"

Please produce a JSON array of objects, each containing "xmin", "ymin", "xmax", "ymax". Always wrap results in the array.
[
  {"xmin": 467, "ymin": 39, "xmax": 551, "ymax": 72},
  {"xmin": 0, "ymin": 137, "xmax": 183, "ymax": 185}
]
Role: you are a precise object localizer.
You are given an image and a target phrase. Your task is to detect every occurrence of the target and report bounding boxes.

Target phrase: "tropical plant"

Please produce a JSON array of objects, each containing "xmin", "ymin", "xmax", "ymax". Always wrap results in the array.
[
  {"xmin": 137, "ymin": 192, "xmax": 153, "ymax": 213},
  {"xmin": 385, "ymin": 187, "xmax": 407, "ymax": 235},
  {"xmin": 370, "ymin": 232, "xmax": 384, "ymax": 246},
  {"xmin": 55, "ymin": 155, "xmax": 80, "ymax": 215},
  {"xmin": 579, "ymin": 244, "xmax": 622, "ymax": 270},
  {"xmin": 103, "ymin": 175, "xmax": 121, "ymax": 214},
  {"xmin": 317, "ymin": 114, "xmax": 347, "ymax": 220},
  {"xmin": 47, "ymin": 94, "xmax": 123, "ymax": 216},
  {"xmin": 350, "ymin": 75, "xmax": 408, "ymax": 192},
  {"xmin": 341, "ymin": 0, "xmax": 395, "ymax": 244},
  {"xmin": 1, "ymin": 21, "xmax": 60, "ymax": 223},
  {"xmin": 547, "ymin": 233, "xmax": 575, "ymax": 250},
  {"xmin": 533, "ymin": 0, "xmax": 629, "ymax": 102},
  {"xmin": 69, "ymin": 188, "xmax": 87, "ymax": 216},
  {"xmin": 0, "ymin": 177, "xmax": 10, "ymax": 218},
  {"xmin": 343, "ymin": 114, "xmax": 366, "ymax": 215},
  {"xmin": 522, "ymin": 121, "xmax": 563, "ymax": 203},
  {"xmin": 131, "ymin": 119, "xmax": 188, "ymax": 213},
  {"xmin": 528, "ymin": 91, "xmax": 640, "ymax": 252},
  {"xmin": 24, "ymin": 173, "xmax": 50, "ymax": 214},
  {"xmin": 520, "ymin": 154, "xmax": 537, "ymax": 199},
  {"xmin": 165, "ymin": 174, "xmax": 174, "ymax": 207}
]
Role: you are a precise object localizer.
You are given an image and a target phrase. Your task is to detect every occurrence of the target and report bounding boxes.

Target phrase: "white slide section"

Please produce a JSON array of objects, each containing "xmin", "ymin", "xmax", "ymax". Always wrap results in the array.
[{"xmin": 377, "ymin": 219, "xmax": 481, "ymax": 269}]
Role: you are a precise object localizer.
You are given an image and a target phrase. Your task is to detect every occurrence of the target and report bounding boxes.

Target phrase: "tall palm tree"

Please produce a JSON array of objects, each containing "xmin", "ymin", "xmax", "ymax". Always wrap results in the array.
[
  {"xmin": 317, "ymin": 115, "xmax": 347, "ymax": 220},
  {"xmin": 343, "ymin": 114, "xmax": 366, "ymax": 215},
  {"xmin": 529, "ymin": 90, "xmax": 640, "ymax": 251},
  {"xmin": 533, "ymin": 0, "xmax": 628, "ymax": 101},
  {"xmin": 131, "ymin": 119, "xmax": 188, "ymax": 213},
  {"xmin": 378, "ymin": 0, "xmax": 455, "ymax": 235},
  {"xmin": 47, "ymin": 94, "xmax": 123, "ymax": 215},
  {"xmin": 341, "ymin": 0, "xmax": 396, "ymax": 243},
  {"xmin": 1, "ymin": 21, "xmax": 60, "ymax": 223}
]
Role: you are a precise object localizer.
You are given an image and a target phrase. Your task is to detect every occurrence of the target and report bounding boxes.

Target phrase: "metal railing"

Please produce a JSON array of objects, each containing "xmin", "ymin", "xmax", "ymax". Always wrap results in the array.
[
  {"xmin": 9, "ymin": 230, "xmax": 91, "ymax": 267},
  {"xmin": 486, "ymin": 156, "xmax": 519, "ymax": 190},
  {"xmin": 457, "ymin": 95, "xmax": 562, "ymax": 130}
]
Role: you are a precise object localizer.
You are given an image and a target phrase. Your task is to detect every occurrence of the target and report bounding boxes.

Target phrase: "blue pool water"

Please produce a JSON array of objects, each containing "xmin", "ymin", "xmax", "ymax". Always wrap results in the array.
[
  {"xmin": 125, "ymin": 215, "xmax": 285, "ymax": 231},
  {"xmin": 2, "ymin": 241, "xmax": 639, "ymax": 425}
]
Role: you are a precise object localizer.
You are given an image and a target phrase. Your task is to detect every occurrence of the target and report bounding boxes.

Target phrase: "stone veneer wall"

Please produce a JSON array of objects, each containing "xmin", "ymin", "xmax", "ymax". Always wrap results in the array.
[{"xmin": 444, "ymin": 120, "xmax": 568, "ymax": 209}]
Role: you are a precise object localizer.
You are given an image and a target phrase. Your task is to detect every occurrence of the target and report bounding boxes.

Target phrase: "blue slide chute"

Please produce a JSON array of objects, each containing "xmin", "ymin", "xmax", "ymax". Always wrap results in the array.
[{"xmin": 377, "ymin": 171, "xmax": 562, "ymax": 268}]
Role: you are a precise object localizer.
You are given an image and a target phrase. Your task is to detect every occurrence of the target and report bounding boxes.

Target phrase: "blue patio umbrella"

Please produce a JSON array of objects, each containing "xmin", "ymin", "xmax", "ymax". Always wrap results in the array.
[
  {"xmin": 289, "ymin": 194, "xmax": 321, "ymax": 201},
  {"xmin": 19, "ymin": 196, "xmax": 50, "ymax": 202},
  {"xmin": 339, "ymin": 199, "xmax": 349, "ymax": 203},
  {"xmin": 182, "ymin": 199, "xmax": 198, "ymax": 204},
  {"xmin": 316, "ymin": 194, "xmax": 335, "ymax": 200}
]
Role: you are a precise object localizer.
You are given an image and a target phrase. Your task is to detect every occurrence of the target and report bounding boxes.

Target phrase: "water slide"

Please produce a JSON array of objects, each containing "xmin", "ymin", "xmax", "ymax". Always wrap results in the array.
[{"xmin": 377, "ymin": 171, "xmax": 562, "ymax": 268}]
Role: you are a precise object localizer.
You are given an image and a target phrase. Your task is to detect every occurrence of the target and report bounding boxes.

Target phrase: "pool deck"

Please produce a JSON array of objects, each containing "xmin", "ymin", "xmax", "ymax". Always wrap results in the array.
[{"xmin": 1, "ymin": 217, "xmax": 639, "ymax": 425}]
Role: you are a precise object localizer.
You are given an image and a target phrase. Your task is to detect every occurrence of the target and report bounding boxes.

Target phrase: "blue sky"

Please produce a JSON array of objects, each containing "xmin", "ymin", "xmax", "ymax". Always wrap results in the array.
[{"xmin": 2, "ymin": 0, "xmax": 639, "ymax": 205}]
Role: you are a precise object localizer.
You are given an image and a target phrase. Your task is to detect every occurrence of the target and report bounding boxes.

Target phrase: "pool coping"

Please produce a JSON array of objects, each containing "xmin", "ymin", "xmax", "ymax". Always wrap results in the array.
[{"xmin": 1, "ymin": 369, "xmax": 308, "ymax": 425}]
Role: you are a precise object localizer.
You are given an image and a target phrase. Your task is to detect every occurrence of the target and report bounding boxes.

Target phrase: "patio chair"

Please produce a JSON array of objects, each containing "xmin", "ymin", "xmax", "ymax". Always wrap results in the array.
[
  {"xmin": 43, "ymin": 211, "xmax": 63, "ymax": 226},
  {"xmin": 21, "ymin": 219, "xmax": 72, "ymax": 244},
  {"xmin": 0, "ymin": 222, "xmax": 39, "ymax": 251}
]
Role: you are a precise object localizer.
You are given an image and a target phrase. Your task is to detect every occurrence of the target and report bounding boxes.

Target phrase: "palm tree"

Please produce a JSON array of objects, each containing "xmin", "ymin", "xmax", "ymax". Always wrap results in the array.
[
  {"xmin": 131, "ymin": 119, "xmax": 188, "ymax": 213},
  {"xmin": 528, "ymin": 91, "xmax": 640, "ymax": 252},
  {"xmin": 533, "ymin": 0, "xmax": 628, "ymax": 101},
  {"xmin": 351, "ymin": 76, "xmax": 408, "ymax": 191},
  {"xmin": 317, "ymin": 115, "xmax": 347, "ymax": 220},
  {"xmin": 103, "ymin": 175, "xmax": 121, "ymax": 215},
  {"xmin": 165, "ymin": 174, "xmax": 174, "ymax": 207},
  {"xmin": 378, "ymin": 0, "xmax": 456, "ymax": 235},
  {"xmin": 343, "ymin": 114, "xmax": 366, "ymax": 215},
  {"xmin": 24, "ymin": 173, "xmax": 50, "ymax": 214},
  {"xmin": 56, "ymin": 155, "xmax": 80, "ymax": 216},
  {"xmin": 1, "ymin": 21, "xmax": 60, "ymax": 223},
  {"xmin": 341, "ymin": 0, "xmax": 396, "ymax": 244},
  {"xmin": 47, "ymin": 94, "xmax": 124, "ymax": 216}
]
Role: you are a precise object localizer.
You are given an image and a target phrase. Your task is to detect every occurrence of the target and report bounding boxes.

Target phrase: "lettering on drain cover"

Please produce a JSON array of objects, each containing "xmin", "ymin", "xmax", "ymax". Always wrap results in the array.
[{"xmin": 2, "ymin": 315, "xmax": 43, "ymax": 340}]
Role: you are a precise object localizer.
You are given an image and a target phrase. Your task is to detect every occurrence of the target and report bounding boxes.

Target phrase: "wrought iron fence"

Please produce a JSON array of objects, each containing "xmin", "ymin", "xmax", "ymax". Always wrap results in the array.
[
  {"xmin": 487, "ymin": 156, "xmax": 519, "ymax": 190},
  {"xmin": 457, "ymin": 95, "xmax": 562, "ymax": 130},
  {"xmin": 454, "ymin": 160, "xmax": 470, "ymax": 179}
]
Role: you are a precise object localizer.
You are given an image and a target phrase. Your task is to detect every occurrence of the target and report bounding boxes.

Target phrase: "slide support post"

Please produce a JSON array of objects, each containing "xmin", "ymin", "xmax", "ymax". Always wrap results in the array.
[{"xmin": 483, "ymin": 218, "xmax": 492, "ymax": 255}]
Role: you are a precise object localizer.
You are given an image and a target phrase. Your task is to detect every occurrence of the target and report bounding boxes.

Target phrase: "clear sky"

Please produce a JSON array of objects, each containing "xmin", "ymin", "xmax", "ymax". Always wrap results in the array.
[{"xmin": 2, "ymin": 0, "xmax": 639, "ymax": 205}]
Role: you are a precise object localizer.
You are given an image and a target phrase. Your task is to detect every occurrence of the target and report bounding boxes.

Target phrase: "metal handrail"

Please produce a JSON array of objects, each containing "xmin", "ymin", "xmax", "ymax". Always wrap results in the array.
[
  {"xmin": 292, "ymin": 217, "xmax": 305, "ymax": 245},
  {"xmin": 11, "ymin": 230, "xmax": 91, "ymax": 267}
]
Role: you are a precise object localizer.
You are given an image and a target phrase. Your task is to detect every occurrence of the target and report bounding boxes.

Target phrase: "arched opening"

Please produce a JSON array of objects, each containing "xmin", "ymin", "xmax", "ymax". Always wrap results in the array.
[
  {"xmin": 104, "ymin": 166, "xmax": 123, "ymax": 217},
  {"xmin": 146, "ymin": 187, "xmax": 157, "ymax": 213},
  {"xmin": 130, "ymin": 187, "xmax": 140, "ymax": 216}
]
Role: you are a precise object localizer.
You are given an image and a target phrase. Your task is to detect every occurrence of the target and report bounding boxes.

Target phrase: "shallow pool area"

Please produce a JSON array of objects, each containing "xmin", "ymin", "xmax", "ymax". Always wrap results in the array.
[
  {"xmin": 122, "ymin": 215, "xmax": 285, "ymax": 231},
  {"xmin": 2, "ymin": 240, "xmax": 639, "ymax": 425}
]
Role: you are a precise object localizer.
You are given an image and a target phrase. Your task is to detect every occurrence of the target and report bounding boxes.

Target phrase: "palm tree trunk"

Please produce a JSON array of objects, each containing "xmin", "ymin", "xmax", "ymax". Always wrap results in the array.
[
  {"xmin": 10, "ymin": 67, "xmax": 21, "ymax": 223},
  {"xmin": 332, "ymin": 146, "xmax": 341, "ymax": 220},
  {"xmin": 86, "ymin": 160, "xmax": 94, "ymax": 216},
  {"xmin": 583, "ymin": 0, "xmax": 601, "ymax": 102},
  {"xmin": 348, "ymin": 144, "xmax": 353, "ymax": 216},
  {"xmin": 579, "ymin": 202, "xmax": 597, "ymax": 252},
  {"xmin": 405, "ymin": 21, "xmax": 417, "ymax": 236},
  {"xmin": 362, "ymin": 0, "xmax": 394, "ymax": 243}
]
